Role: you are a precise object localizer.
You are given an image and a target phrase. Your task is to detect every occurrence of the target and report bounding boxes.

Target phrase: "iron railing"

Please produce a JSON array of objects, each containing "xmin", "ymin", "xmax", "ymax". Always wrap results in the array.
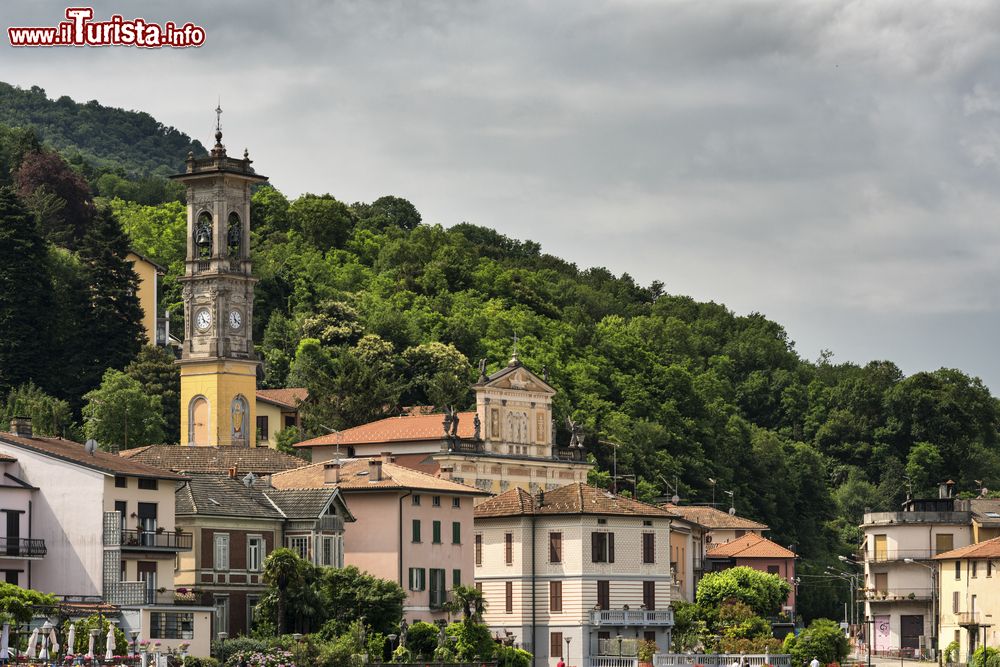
[
  {"xmin": 120, "ymin": 529, "xmax": 192, "ymax": 551},
  {"xmin": 0, "ymin": 538, "xmax": 46, "ymax": 558}
]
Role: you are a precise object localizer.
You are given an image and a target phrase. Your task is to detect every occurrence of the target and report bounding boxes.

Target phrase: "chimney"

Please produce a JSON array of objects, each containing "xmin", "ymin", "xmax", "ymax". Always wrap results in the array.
[
  {"xmin": 228, "ymin": 465, "xmax": 238, "ymax": 479},
  {"xmin": 10, "ymin": 417, "xmax": 32, "ymax": 439},
  {"xmin": 369, "ymin": 458, "xmax": 383, "ymax": 482},
  {"xmin": 947, "ymin": 480, "xmax": 955, "ymax": 498},
  {"xmin": 381, "ymin": 451, "xmax": 394, "ymax": 464},
  {"xmin": 324, "ymin": 462, "xmax": 341, "ymax": 485},
  {"xmin": 440, "ymin": 465, "xmax": 453, "ymax": 481}
]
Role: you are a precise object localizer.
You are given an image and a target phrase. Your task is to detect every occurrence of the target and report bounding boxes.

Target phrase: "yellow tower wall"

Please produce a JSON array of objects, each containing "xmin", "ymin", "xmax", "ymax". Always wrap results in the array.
[{"xmin": 179, "ymin": 359, "xmax": 258, "ymax": 447}]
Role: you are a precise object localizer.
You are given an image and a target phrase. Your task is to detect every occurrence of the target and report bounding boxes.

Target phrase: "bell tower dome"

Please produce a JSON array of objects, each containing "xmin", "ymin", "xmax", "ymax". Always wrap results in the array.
[{"xmin": 171, "ymin": 109, "xmax": 268, "ymax": 447}]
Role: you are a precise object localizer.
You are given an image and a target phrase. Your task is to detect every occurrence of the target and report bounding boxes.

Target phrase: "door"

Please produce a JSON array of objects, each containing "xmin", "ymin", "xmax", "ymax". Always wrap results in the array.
[
  {"xmin": 137, "ymin": 503, "xmax": 157, "ymax": 546},
  {"xmin": 900, "ymin": 615, "xmax": 923, "ymax": 652},
  {"xmin": 874, "ymin": 535, "xmax": 888, "ymax": 561},
  {"xmin": 935, "ymin": 533, "xmax": 954, "ymax": 556},
  {"xmin": 874, "ymin": 615, "xmax": 891, "ymax": 653},
  {"xmin": 5, "ymin": 511, "xmax": 19, "ymax": 556},
  {"xmin": 137, "ymin": 561, "xmax": 157, "ymax": 603}
]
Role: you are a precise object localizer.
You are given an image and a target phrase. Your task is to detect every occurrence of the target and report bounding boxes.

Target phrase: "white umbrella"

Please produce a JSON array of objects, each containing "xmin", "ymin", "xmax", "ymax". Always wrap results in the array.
[
  {"xmin": 66, "ymin": 625, "xmax": 76, "ymax": 657},
  {"xmin": 25, "ymin": 628, "xmax": 38, "ymax": 659},
  {"xmin": 49, "ymin": 626, "xmax": 59, "ymax": 655},
  {"xmin": 86, "ymin": 631, "xmax": 96, "ymax": 659},
  {"xmin": 105, "ymin": 626, "xmax": 116, "ymax": 660},
  {"xmin": 1, "ymin": 623, "xmax": 9, "ymax": 662}
]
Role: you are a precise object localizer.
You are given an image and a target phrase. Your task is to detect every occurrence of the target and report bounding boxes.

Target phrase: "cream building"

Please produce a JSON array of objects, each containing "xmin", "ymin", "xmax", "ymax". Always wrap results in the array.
[
  {"xmin": 861, "ymin": 487, "xmax": 973, "ymax": 658},
  {"xmin": 474, "ymin": 483, "xmax": 675, "ymax": 667},
  {"xmin": 296, "ymin": 357, "xmax": 590, "ymax": 496},
  {"xmin": 254, "ymin": 388, "xmax": 307, "ymax": 446},
  {"xmin": 935, "ymin": 536, "xmax": 1000, "ymax": 663},
  {"xmin": 0, "ymin": 418, "xmax": 213, "ymax": 656},
  {"xmin": 126, "ymin": 250, "xmax": 168, "ymax": 347}
]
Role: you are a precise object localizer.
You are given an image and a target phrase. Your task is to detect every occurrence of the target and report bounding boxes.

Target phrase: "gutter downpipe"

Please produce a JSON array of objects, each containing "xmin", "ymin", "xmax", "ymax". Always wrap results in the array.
[
  {"xmin": 532, "ymin": 510, "xmax": 537, "ymax": 667},
  {"xmin": 399, "ymin": 490, "xmax": 412, "ymax": 592}
]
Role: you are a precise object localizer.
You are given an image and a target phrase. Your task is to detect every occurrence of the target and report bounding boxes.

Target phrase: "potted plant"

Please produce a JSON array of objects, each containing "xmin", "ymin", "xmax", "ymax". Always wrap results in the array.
[{"xmin": 637, "ymin": 640, "xmax": 657, "ymax": 667}]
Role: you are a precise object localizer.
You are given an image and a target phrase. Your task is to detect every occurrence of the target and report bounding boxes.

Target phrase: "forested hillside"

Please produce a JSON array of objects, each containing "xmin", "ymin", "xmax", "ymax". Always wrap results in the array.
[{"xmin": 1, "ymin": 87, "xmax": 999, "ymax": 622}]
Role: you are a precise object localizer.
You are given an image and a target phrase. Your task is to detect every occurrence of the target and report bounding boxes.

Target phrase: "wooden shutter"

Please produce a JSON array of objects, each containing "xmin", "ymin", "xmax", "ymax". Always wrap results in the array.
[
  {"xmin": 550, "ymin": 632, "xmax": 563, "ymax": 658},
  {"xmin": 505, "ymin": 533, "xmax": 513, "ymax": 564},
  {"xmin": 550, "ymin": 532, "xmax": 562, "ymax": 563},
  {"xmin": 597, "ymin": 580, "xmax": 610, "ymax": 610},
  {"xmin": 475, "ymin": 534, "xmax": 482, "ymax": 566},
  {"xmin": 608, "ymin": 532, "xmax": 615, "ymax": 563},
  {"xmin": 642, "ymin": 533, "xmax": 654, "ymax": 564},
  {"xmin": 433, "ymin": 520, "xmax": 441, "ymax": 543},
  {"xmin": 550, "ymin": 581, "xmax": 562, "ymax": 612},
  {"xmin": 452, "ymin": 521, "xmax": 461, "ymax": 544},
  {"xmin": 412, "ymin": 519, "xmax": 421, "ymax": 542},
  {"xmin": 591, "ymin": 532, "xmax": 603, "ymax": 562},
  {"xmin": 643, "ymin": 580, "xmax": 655, "ymax": 610},
  {"xmin": 505, "ymin": 581, "xmax": 513, "ymax": 613}
]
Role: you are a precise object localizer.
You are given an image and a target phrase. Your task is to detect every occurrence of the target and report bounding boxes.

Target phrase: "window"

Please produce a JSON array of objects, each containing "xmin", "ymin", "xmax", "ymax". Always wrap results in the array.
[
  {"xmin": 412, "ymin": 495, "xmax": 421, "ymax": 506},
  {"xmin": 115, "ymin": 500, "xmax": 127, "ymax": 533},
  {"xmin": 767, "ymin": 565, "xmax": 780, "ymax": 575},
  {"xmin": 735, "ymin": 530, "xmax": 745, "ymax": 538},
  {"xmin": 452, "ymin": 521, "xmax": 461, "ymax": 544},
  {"xmin": 114, "ymin": 476, "xmax": 127, "ymax": 488},
  {"xmin": 288, "ymin": 536, "xmax": 309, "ymax": 560},
  {"xmin": 874, "ymin": 573, "xmax": 888, "ymax": 593},
  {"xmin": 452, "ymin": 497, "xmax": 461, "ymax": 509},
  {"xmin": 256, "ymin": 416, "xmax": 269, "ymax": 441},
  {"xmin": 247, "ymin": 596, "xmax": 260, "ymax": 631},
  {"xmin": 953, "ymin": 591, "xmax": 960, "ymax": 613},
  {"xmin": 549, "ymin": 532, "xmax": 562, "ymax": 563},
  {"xmin": 550, "ymin": 632, "xmax": 563, "ymax": 658},
  {"xmin": 643, "ymin": 581, "xmax": 655, "ymax": 610},
  {"xmin": 319, "ymin": 536, "xmax": 336, "ymax": 567},
  {"xmin": 505, "ymin": 533, "xmax": 513, "ymax": 564},
  {"xmin": 138, "ymin": 478, "xmax": 158, "ymax": 491},
  {"xmin": 138, "ymin": 502, "xmax": 157, "ymax": 545},
  {"xmin": 412, "ymin": 519, "xmax": 421, "ymax": 543},
  {"xmin": 433, "ymin": 520, "xmax": 442, "ymax": 544},
  {"xmin": 214, "ymin": 596, "xmax": 229, "ymax": 636},
  {"xmin": 429, "ymin": 568, "xmax": 447, "ymax": 608},
  {"xmin": 597, "ymin": 580, "xmax": 610, "ymax": 610},
  {"xmin": 214, "ymin": 534, "xmax": 230, "ymax": 571},
  {"xmin": 3, "ymin": 571, "xmax": 17, "ymax": 585},
  {"xmin": 936, "ymin": 533, "xmax": 955, "ymax": 555},
  {"xmin": 642, "ymin": 533, "xmax": 655, "ymax": 564},
  {"xmin": 505, "ymin": 581, "xmax": 513, "ymax": 613},
  {"xmin": 433, "ymin": 496, "xmax": 441, "ymax": 507},
  {"xmin": 549, "ymin": 581, "xmax": 562, "ymax": 612},
  {"xmin": 874, "ymin": 534, "xmax": 888, "ymax": 560},
  {"xmin": 453, "ymin": 569, "xmax": 462, "ymax": 587},
  {"xmin": 475, "ymin": 581, "xmax": 483, "ymax": 593},
  {"xmin": 475, "ymin": 534, "xmax": 482, "ymax": 566},
  {"xmin": 989, "ymin": 560, "xmax": 993, "ymax": 578},
  {"xmin": 592, "ymin": 532, "xmax": 615, "ymax": 563},
  {"xmin": 247, "ymin": 536, "xmax": 264, "ymax": 572},
  {"xmin": 973, "ymin": 561, "xmax": 979, "ymax": 578},
  {"xmin": 408, "ymin": 567, "xmax": 426, "ymax": 591},
  {"xmin": 956, "ymin": 561, "xmax": 962, "ymax": 580},
  {"xmin": 149, "ymin": 612, "xmax": 194, "ymax": 640}
]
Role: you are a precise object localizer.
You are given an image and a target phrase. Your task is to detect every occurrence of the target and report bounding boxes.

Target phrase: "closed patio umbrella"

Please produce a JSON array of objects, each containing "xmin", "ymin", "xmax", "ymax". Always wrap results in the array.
[
  {"xmin": 1, "ymin": 623, "xmax": 9, "ymax": 662},
  {"xmin": 25, "ymin": 628, "xmax": 38, "ymax": 659},
  {"xmin": 86, "ymin": 630, "xmax": 96, "ymax": 659},
  {"xmin": 66, "ymin": 625, "xmax": 75, "ymax": 657},
  {"xmin": 48, "ymin": 626, "xmax": 59, "ymax": 656},
  {"xmin": 105, "ymin": 626, "xmax": 116, "ymax": 660}
]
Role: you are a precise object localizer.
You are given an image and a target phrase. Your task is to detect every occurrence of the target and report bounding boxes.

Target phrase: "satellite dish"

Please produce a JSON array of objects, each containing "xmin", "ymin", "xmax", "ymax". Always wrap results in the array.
[
  {"xmin": 728, "ymin": 507, "xmax": 736, "ymax": 516},
  {"xmin": 84, "ymin": 439, "xmax": 98, "ymax": 456},
  {"xmin": 242, "ymin": 472, "xmax": 257, "ymax": 488},
  {"xmin": 671, "ymin": 494, "xmax": 680, "ymax": 504}
]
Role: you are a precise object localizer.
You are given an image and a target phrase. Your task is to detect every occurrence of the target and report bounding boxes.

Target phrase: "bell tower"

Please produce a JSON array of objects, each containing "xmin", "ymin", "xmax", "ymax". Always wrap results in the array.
[{"xmin": 172, "ymin": 107, "xmax": 268, "ymax": 447}]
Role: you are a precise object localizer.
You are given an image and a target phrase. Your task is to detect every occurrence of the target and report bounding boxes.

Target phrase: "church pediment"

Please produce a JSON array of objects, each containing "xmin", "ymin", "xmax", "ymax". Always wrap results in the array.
[{"xmin": 481, "ymin": 363, "xmax": 556, "ymax": 396}]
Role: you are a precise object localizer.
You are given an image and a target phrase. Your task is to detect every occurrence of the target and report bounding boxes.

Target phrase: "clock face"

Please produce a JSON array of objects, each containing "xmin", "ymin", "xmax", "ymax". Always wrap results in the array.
[
  {"xmin": 229, "ymin": 310, "xmax": 242, "ymax": 330},
  {"xmin": 195, "ymin": 308, "xmax": 212, "ymax": 331}
]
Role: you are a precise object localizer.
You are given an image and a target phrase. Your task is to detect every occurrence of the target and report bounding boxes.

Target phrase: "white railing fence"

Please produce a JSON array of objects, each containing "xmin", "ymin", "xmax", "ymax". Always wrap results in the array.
[
  {"xmin": 654, "ymin": 654, "xmax": 792, "ymax": 667},
  {"xmin": 591, "ymin": 657, "xmax": 638, "ymax": 667}
]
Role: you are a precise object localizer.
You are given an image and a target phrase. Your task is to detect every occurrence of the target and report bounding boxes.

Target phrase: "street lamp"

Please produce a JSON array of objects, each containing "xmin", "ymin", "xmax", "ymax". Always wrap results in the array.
[
  {"xmin": 904, "ymin": 558, "xmax": 939, "ymax": 665},
  {"xmin": 565, "ymin": 637, "xmax": 572, "ymax": 667},
  {"xmin": 216, "ymin": 632, "xmax": 228, "ymax": 664}
]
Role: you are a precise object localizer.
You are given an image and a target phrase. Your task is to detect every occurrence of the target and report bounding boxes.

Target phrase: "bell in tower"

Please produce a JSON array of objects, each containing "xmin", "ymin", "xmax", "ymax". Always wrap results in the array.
[{"xmin": 171, "ymin": 106, "xmax": 268, "ymax": 447}]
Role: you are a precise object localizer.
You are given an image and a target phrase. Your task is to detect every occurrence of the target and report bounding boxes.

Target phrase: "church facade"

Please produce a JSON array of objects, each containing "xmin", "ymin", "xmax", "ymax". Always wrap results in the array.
[{"xmin": 172, "ymin": 124, "xmax": 267, "ymax": 447}]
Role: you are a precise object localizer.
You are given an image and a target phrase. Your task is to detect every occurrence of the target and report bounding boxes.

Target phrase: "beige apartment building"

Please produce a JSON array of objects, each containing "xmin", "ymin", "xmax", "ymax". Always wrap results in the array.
[
  {"xmin": 475, "ymin": 483, "xmax": 675, "ymax": 667},
  {"xmin": 935, "ymin": 536, "xmax": 1000, "ymax": 663}
]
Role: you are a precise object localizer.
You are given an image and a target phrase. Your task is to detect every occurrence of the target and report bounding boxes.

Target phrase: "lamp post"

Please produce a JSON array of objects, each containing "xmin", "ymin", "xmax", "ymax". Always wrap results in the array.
[
  {"xmin": 565, "ymin": 636, "xmax": 572, "ymax": 667},
  {"xmin": 216, "ymin": 632, "xmax": 227, "ymax": 665},
  {"xmin": 130, "ymin": 631, "xmax": 139, "ymax": 658},
  {"xmin": 903, "ymin": 558, "xmax": 939, "ymax": 665}
]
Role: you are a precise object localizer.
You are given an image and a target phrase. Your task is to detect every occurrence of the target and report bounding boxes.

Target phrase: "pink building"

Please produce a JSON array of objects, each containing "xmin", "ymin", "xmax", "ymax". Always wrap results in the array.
[
  {"xmin": 269, "ymin": 454, "xmax": 489, "ymax": 622},
  {"xmin": 704, "ymin": 532, "xmax": 797, "ymax": 614}
]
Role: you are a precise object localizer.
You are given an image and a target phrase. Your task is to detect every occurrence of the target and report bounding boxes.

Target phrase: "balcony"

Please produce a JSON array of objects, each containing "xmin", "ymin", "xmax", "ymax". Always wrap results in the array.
[
  {"xmin": 958, "ymin": 612, "xmax": 980, "ymax": 627},
  {"xmin": 104, "ymin": 581, "xmax": 156, "ymax": 606},
  {"xmin": 863, "ymin": 588, "xmax": 933, "ymax": 602},
  {"xmin": 120, "ymin": 529, "xmax": 192, "ymax": 552},
  {"xmin": 445, "ymin": 439, "xmax": 485, "ymax": 454},
  {"xmin": 865, "ymin": 549, "xmax": 943, "ymax": 563},
  {"xmin": 0, "ymin": 538, "xmax": 46, "ymax": 559},
  {"xmin": 590, "ymin": 608, "xmax": 675, "ymax": 627},
  {"xmin": 863, "ymin": 511, "xmax": 970, "ymax": 527},
  {"xmin": 555, "ymin": 447, "xmax": 586, "ymax": 462}
]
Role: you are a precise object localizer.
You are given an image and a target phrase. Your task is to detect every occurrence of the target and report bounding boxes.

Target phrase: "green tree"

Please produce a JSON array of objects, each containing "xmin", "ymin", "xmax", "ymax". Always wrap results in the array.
[
  {"xmin": 403, "ymin": 621, "xmax": 440, "ymax": 658},
  {"xmin": 0, "ymin": 582, "xmax": 57, "ymax": 624},
  {"xmin": 82, "ymin": 368, "xmax": 165, "ymax": 449},
  {"xmin": 289, "ymin": 194, "xmax": 356, "ymax": 250},
  {"xmin": 0, "ymin": 382, "xmax": 76, "ymax": 438},
  {"xmin": 61, "ymin": 614, "xmax": 127, "ymax": 655},
  {"xmin": 261, "ymin": 547, "xmax": 306, "ymax": 635},
  {"xmin": 696, "ymin": 566, "xmax": 791, "ymax": 617},
  {"xmin": 353, "ymin": 195, "xmax": 422, "ymax": 232},
  {"xmin": 319, "ymin": 565, "xmax": 406, "ymax": 636},
  {"xmin": 783, "ymin": 618, "xmax": 849, "ymax": 665},
  {"xmin": 905, "ymin": 442, "xmax": 945, "ymax": 497},
  {"xmin": 125, "ymin": 345, "xmax": 180, "ymax": 444}
]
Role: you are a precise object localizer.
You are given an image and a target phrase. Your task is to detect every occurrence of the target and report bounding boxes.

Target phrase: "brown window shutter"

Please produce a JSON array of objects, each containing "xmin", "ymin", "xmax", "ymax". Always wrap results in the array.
[
  {"xmin": 643, "ymin": 580, "xmax": 655, "ymax": 609},
  {"xmin": 550, "ymin": 581, "xmax": 562, "ymax": 612},
  {"xmin": 505, "ymin": 533, "xmax": 513, "ymax": 565},
  {"xmin": 591, "ymin": 532, "xmax": 601, "ymax": 562},
  {"xmin": 550, "ymin": 532, "xmax": 562, "ymax": 563},
  {"xmin": 608, "ymin": 532, "xmax": 615, "ymax": 563},
  {"xmin": 505, "ymin": 581, "xmax": 513, "ymax": 613}
]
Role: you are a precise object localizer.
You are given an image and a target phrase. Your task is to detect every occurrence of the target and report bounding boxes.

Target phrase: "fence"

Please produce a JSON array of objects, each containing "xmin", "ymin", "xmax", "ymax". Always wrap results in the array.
[
  {"xmin": 591, "ymin": 657, "xmax": 638, "ymax": 667},
  {"xmin": 653, "ymin": 654, "xmax": 792, "ymax": 667}
]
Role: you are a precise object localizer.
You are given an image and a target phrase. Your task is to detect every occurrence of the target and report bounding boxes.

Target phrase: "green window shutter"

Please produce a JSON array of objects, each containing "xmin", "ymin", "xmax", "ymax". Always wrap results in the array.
[
  {"xmin": 412, "ymin": 519, "xmax": 421, "ymax": 542},
  {"xmin": 452, "ymin": 521, "xmax": 461, "ymax": 544},
  {"xmin": 433, "ymin": 520, "xmax": 441, "ymax": 544},
  {"xmin": 453, "ymin": 568, "xmax": 462, "ymax": 587},
  {"xmin": 418, "ymin": 568, "xmax": 426, "ymax": 591}
]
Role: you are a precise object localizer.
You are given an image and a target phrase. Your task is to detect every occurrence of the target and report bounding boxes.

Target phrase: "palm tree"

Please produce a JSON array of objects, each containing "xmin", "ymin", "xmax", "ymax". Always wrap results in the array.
[
  {"xmin": 450, "ymin": 585, "xmax": 486, "ymax": 623},
  {"xmin": 262, "ymin": 548, "xmax": 304, "ymax": 634}
]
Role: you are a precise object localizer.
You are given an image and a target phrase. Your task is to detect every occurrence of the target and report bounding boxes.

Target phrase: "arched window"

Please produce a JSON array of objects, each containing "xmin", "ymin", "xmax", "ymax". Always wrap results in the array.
[
  {"xmin": 227, "ymin": 212, "xmax": 242, "ymax": 259},
  {"xmin": 231, "ymin": 394, "xmax": 250, "ymax": 447},
  {"xmin": 188, "ymin": 396, "xmax": 209, "ymax": 445},
  {"xmin": 195, "ymin": 212, "xmax": 213, "ymax": 259}
]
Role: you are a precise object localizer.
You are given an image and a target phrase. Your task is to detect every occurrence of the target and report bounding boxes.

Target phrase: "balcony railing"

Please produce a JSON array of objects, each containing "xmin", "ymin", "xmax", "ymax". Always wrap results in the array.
[
  {"xmin": 555, "ymin": 447, "xmax": 586, "ymax": 462},
  {"xmin": 863, "ymin": 511, "xmax": 970, "ymax": 526},
  {"xmin": 866, "ymin": 548, "xmax": 946, "ymax": 562},
  {"xmin": 863, "ymin": 588, "xmax": 934, "ymax": 602},
  {"xmin": 590, "ymin": 608, "xmax": 675, "ymax": 627},
  {"xmin": 105, "ymin": 581, "xmax": 155, "ymax": 606},
  {"xmin": 446, "ymin": 439, "xmax": 485, "ymax": 454},
  {"xmin": 958, "ymin": 612, "xmax": 980, "ymax": 626},
  {"xmin": 120, "ymin": 529, "xmax": 192, "ymax": 551},
  {"xmin": 0, "ymin": 538, "xmax": 46, "ymax": 558}
]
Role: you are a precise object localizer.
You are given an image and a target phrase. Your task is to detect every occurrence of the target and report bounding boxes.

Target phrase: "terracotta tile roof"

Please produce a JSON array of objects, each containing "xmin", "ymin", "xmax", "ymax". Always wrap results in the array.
[
  {"xmin": 255, "ymin": 388, "xmax": 309, "ymax": 410},
  {"xmin": 270, "ymin": 457, "xmax": 489, "ymax": 495},
  {"xmin": 934, "ymin": 535, "xmax": 1000, "ymax": 560},
  {"xmin": 706, "ymin": 532, "xmax": 796, "ymax": 558},
  {"xmin": 120, "ymin": 445, "xmax": 308, "ymax": 475},
  {"xmin": 475, "ymin": 483, "xmax": 677, "ymax": 519},
  {"xmin": 663, "ymin": 504, "xmax": 769, "ymax": 531},
  {"xmin": 0, "ymin": 432, "xmax": 188, "ymax": 480},
  {"xmin": 295, "ymin": 411, "xmax": 476, "ymax": 448}
]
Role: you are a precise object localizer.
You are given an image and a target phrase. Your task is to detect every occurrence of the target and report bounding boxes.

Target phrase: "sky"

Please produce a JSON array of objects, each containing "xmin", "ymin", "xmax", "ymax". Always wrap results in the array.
[{"xmin": 6, "ymin": 1, "xmax": 1000, "ymax": 391}]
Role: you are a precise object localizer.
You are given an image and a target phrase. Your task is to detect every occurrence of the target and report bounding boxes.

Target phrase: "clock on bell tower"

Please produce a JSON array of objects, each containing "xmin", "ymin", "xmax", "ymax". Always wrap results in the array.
[{"xmin": 171, "ymin": 109, "xmax": 268, "ymax": 447}]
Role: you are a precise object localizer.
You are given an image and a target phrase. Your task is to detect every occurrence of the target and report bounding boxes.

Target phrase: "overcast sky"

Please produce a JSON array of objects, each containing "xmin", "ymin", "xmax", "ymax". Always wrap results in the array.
[{"xmin": 6, "ymin": 1, "xmax": 1000, "ymax": 391}]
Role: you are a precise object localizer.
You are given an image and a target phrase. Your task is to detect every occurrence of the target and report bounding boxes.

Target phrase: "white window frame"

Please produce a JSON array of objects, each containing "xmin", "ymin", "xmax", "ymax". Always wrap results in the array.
[
  {"xmin": 288, "ymin": 535, "xmax": 309, "ymax": 560},
  {"xmin": 247, "ymin": 535, "xmax": 265, "ymax": 572},
  {"xmin": 214, "ymin": 533, "xmax": 230, "ymax": 572},
  {"xmin": 214, "ymin": 595, "xmax": 229, "ymax": 636}
]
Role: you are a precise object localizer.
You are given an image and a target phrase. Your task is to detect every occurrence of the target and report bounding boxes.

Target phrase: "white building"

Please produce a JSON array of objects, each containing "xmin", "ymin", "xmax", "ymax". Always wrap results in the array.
[{"xmin": 474, "ymin": 483, "xmax": 675, "ymax": 667}]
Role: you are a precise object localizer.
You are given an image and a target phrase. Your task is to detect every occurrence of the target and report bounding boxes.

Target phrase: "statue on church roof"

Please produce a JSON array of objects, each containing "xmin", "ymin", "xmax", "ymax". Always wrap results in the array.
[{"xmin": 566, "ymin": 416, "xmax": 585, "ymax": 448}]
